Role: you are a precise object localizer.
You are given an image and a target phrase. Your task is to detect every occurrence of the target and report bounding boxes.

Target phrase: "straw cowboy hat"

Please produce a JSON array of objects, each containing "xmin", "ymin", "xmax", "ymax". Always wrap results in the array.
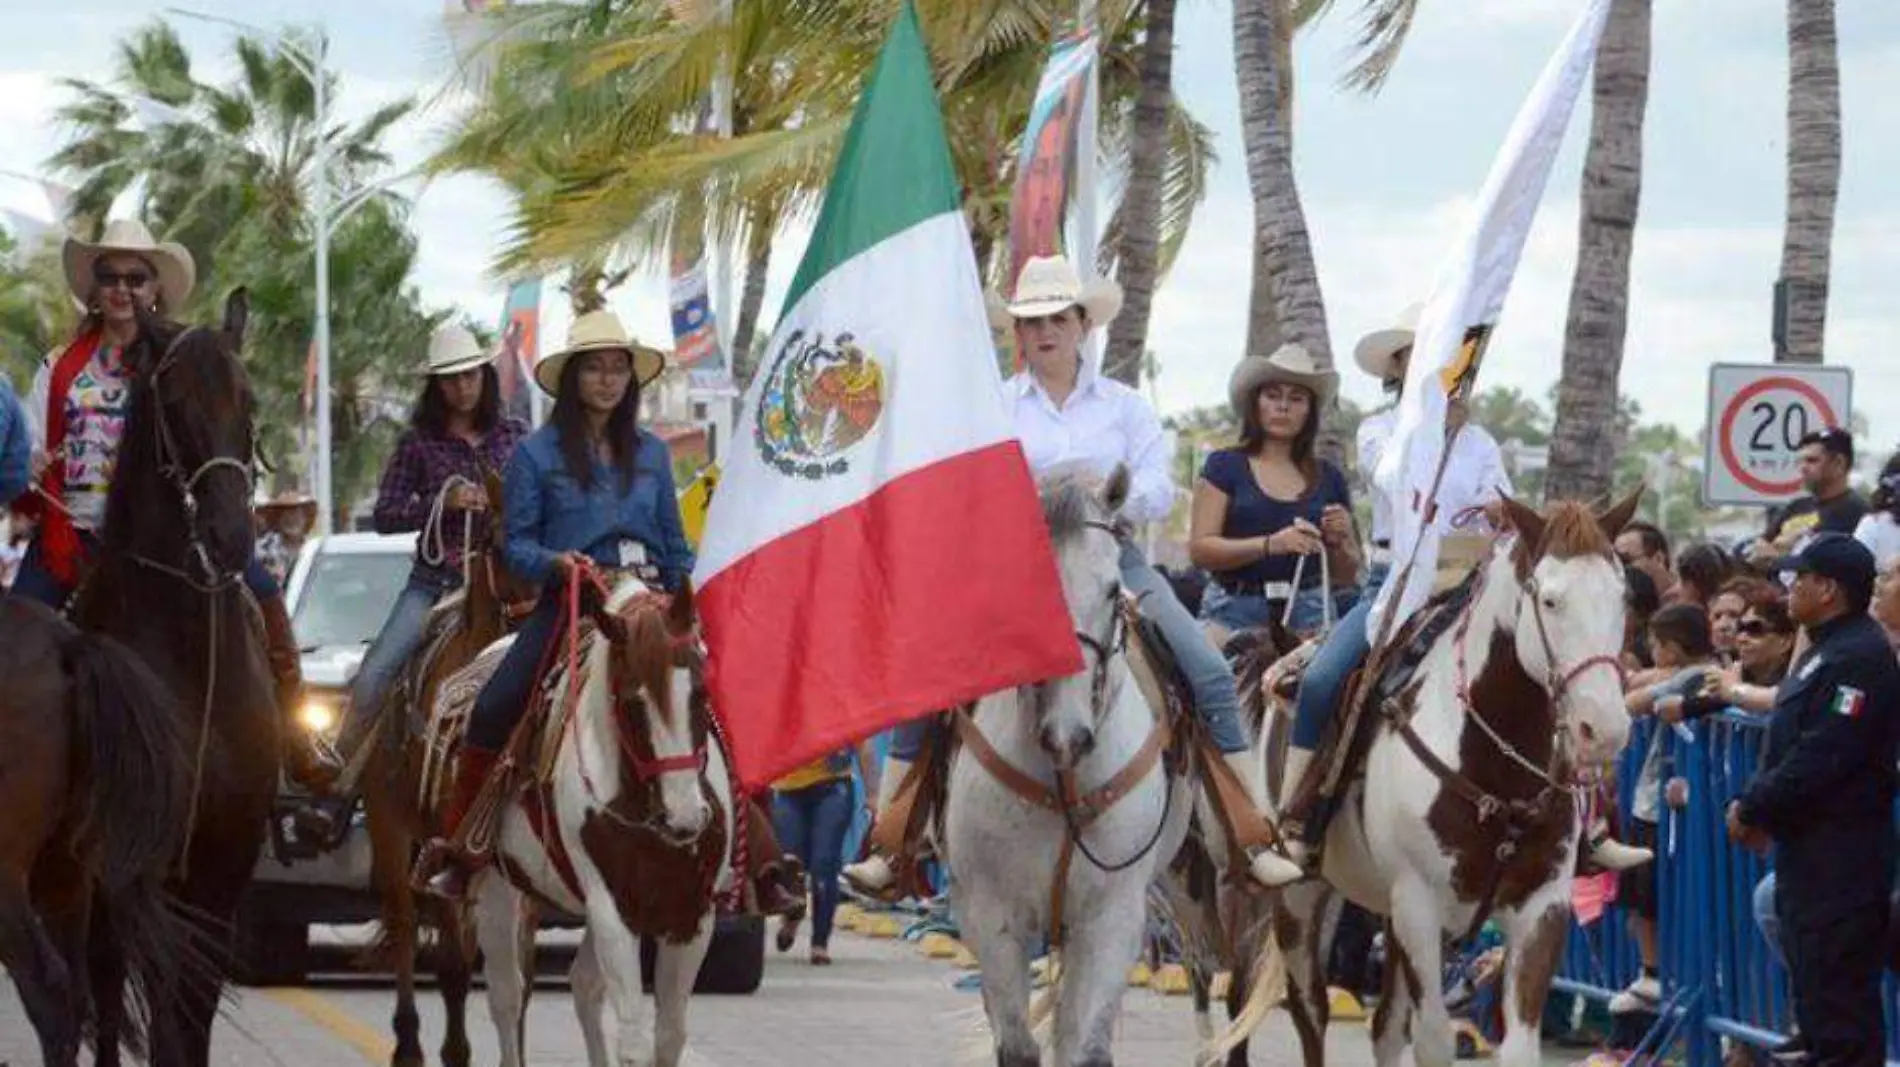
[
  {"xmin": 1228, "ymin": 342, "xmax": 1338, "ymax": 421},
  {"xmin": 533, "ymin": 309, "xmax": 668, "ymax": 396},
  {"xmin": 257, "ymin": 490, "xmax": 317, "ymax": 514},
  {"xmin": 63, "ymin": 218, "xmax": 196, "ymax": 309},
  {"xmin": 422, "ymin": 324, "xmax": 492, "ymax": 377},
  {"xmin": 1353, "ymin": 303, "xmax": 1422, "ymax": 381},
  {"xmin": 988, "ymin": 254, "xmax": 1124, "ymax": 330}
]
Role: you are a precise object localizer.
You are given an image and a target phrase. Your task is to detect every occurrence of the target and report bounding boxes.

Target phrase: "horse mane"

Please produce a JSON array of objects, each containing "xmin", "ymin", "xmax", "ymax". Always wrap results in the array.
[
  {"xmin": 1535, "ymin": 500, "xmax": 1615, "ymax": 561},
  {"xmin": 603, "ymin": 579, "xmax": 678, "ymax": 728}
]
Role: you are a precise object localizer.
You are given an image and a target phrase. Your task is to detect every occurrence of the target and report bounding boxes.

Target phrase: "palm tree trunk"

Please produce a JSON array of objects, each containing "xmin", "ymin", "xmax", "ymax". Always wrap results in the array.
[
  {"xmin": 1776, "ymin": 0, "xmax": 1839, "ymax": 364},
  {"xmin": 1103, "ymin": 0, "xmax": 1178, "ymax": 388},
  {"xmin": 1546, "ymin": 0, "xmax": 1651, "ymax": 504},
  {"xmin": 1233, "ymin": 0, "xmax": 1330, "ymax": 366},
  {"xmin": 731, "ymin": 204, "xmax": 777, "ymax": 384}
]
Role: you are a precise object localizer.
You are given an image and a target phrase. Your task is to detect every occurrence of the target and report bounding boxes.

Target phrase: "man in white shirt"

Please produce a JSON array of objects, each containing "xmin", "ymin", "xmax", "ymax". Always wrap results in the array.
[{"xmin": 846, "ymin": 256, "xmax": 1301, "ymax": 892}]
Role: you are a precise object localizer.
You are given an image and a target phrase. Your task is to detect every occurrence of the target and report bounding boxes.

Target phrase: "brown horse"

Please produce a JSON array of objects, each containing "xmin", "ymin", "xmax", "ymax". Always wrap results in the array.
[
  {"xmin": 0, "ymin": 595, "xmax": 204, "ymax": 1067},
  {"xmin": 357, "ymin": 468, "xmax": 531, "ymax": 1067},
  {"xmin": 72, "ymin": 292, "xmax": 281, "ymax": 1067}
]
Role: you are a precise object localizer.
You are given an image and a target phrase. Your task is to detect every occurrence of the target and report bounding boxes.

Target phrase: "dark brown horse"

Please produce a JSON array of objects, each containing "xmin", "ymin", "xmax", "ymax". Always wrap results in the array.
[
  {"xmin": 0, "ymin": 594, "xmax": 202, "ymax": 1067},
  {"xmin": 71, "ymin": 292, "xmax": 282, "ymax": 1067},
  {"xmin": 359, "ymin": 468, "xmax": 530, "ymax": 1067}
]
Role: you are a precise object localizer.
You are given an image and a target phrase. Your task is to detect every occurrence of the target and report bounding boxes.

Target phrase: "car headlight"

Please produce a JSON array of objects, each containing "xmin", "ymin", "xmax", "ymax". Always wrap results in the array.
[{"xmin": 297, "ymin": 697, "xmax": 340, "ymax": 736}]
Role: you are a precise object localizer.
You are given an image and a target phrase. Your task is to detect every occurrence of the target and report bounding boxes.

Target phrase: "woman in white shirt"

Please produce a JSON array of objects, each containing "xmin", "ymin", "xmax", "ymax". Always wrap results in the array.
[
  {"xmin": 1853, "ymin": 456, "xmax": 1900, "ymax": 571},
  {"xmin": 845, "ymin": 256, "xmax": 1301, "ymax": 893}
]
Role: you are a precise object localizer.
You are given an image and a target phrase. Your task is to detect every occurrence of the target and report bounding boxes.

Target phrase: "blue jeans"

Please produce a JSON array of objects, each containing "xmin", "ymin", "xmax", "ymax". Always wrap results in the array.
[
  {"xmin": 773, "ymin": 777, "xmax": 853, "ymax": 947},
  {"xmin": 893, "ymin": 544, "xmax": 1249, "ymax": 756},
  {"xmin": 1755, "ymin": 870, "xmax": 1784, "ymax": 965},
  {"xmin": 1291, "ymin": 563, "xmax": 1389, "ymax": 751},
  {"xmin": 466, "ymin": 590, "xmax": 562, "ymax": 752},
  {"xmin": 1200, "ymin": 582, "xmax": 1361, "ymax": 639},
  {"xmin": 342, "ymin": 562, "xmax": 461, "ymax": 747},
  {"xmin": 11, "ymin": 531, "xmax": 279, "ymax": 607}
]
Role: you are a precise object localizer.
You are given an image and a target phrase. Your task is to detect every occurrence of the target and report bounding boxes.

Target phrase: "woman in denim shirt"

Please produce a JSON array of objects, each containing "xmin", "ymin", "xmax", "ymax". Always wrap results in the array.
[{"xmin": 418, "ymin": 310, "xmax": 685, "ymax": 897}]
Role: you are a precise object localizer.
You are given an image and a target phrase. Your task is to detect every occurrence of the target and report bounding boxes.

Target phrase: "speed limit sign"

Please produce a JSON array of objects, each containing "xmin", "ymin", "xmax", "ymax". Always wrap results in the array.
[{"xmin": 1702, "ymin": 363, "xmax": 1853, "ymax": 506}]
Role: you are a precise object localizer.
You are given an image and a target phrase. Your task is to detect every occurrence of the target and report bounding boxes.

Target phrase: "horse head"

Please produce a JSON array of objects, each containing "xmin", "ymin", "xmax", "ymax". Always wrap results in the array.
[
  {"xmin": 587, "ymin": 576, "xmax": 712, "ymax": 846},
  {"xmin": 1497, "ymin": 485, "xmax": 1645, "ymax": 766},
  {"xmin": 106, "ymin": 290, "xmax": 258, "ymax": 585},
  {"xmin": 1032, "ymin": 464, "xmax": 1132, "ymax": 770}
]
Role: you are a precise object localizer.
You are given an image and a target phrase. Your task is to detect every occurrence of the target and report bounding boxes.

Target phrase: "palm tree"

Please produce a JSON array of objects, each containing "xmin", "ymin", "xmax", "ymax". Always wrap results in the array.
[
  {"xmin": 1776, "ymin": 0, "xmax": 1839, "ymax": 364},
  {"xmin": 433, "ymin": 0, "xmax": 1213, "ymax": 363},
  {"xmin": 1101, "ymin": 0, "xmax": 1179, "ymax": 386},
  {"xmin": 49, "ymin": 21, "xmax": 410, "ymax": 304},
  {"xmin": 0, "ymin": 229, "xmax": 78, "ymax": 387},
  {"xmin": 1545, "ymin": 0, "xmax": 1651, "ymax": 504}
]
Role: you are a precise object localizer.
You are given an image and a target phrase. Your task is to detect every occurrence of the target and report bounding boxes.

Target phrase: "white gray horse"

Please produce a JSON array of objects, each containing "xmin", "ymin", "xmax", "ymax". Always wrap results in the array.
[
  {"xmin": 946, "ymin": 466, "xmax": 1195, "ymax": 1067},
  {"xmin": 1212, "ymin": 491, "xmax": 1642, "ymax": 1067}
]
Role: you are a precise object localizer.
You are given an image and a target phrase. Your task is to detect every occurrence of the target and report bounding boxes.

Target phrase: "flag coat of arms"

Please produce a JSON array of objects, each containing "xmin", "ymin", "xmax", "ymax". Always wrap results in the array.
[{"xmin": 693, "ymin": 3, "xmax": 1082, "ymax": 791}]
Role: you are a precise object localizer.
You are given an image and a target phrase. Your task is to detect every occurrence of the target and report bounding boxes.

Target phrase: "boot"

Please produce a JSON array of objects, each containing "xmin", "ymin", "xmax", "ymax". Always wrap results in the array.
[
  {"xmin": 413, "ymin": 745, "xmax": 501, "ymax": 901},
  {"xmin": 259, "ymin": 592, "xmax": 342, "ymax": 793},
  {"xmin": 1585, "ymin": 827, "xmax": 1654, "ymax": 872},
  {"xmin": 841, "ymin": 755, "xmax": 912, "ymax": 894},
  {"xmin": 1222, "ymin": 750, "xmax": 1305, "ymax": 888},
  {"xmin": 746, "ymin": 798, "xmax": 808, "ymax": 918},
  {"xmin": 1276, "ymin": 746, "xmax": 1317, "ymax": 872}
]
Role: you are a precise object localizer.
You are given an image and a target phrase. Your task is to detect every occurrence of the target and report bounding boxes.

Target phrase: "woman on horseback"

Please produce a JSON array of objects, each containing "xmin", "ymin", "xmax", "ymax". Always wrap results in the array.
[
  {"xmin": 845, "ymin": 254, "xmax": 1303, "ymax": 893},
  {"xmin": 414, "ymin": 311, "xmax": 804, "ymax": 915},
  {"xmin": 1189, "ymin": 342, "xmax": 1358, "ymax": 642},
  {"xmin": 9, "ymin": 219, "xmax": 338, "ymax": 791},
  {"xmin": 331, "ymin": 325, "xmax": 527, "ymax": 775},
  {"xmin": 1278, "ymin": 306, "xmax": 1648, "ymax": 875}
]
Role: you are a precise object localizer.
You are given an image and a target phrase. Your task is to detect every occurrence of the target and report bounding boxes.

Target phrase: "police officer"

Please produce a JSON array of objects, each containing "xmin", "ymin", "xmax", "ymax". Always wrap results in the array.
[{"xmin": 1727, "ymin": 532, "xmax": 1899, "ymax": 1067}]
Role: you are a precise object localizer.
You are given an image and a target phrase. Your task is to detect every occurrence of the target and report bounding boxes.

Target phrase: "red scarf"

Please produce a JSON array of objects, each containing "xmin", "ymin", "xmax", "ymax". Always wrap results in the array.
[{"xmin": 17, "ymin": 330, "xmax": 106, "ymax": 586}]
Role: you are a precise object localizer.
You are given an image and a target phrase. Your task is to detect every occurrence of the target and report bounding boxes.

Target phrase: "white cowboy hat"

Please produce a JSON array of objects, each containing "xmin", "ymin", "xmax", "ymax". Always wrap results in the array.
[
  {"xmin": 63, "ymin": 218, "xmax": 195, "ymax": 309},
  {"xmin": 1353, "ymin": 303, "xmax": 1422, "ymax": 381},
  {"xmin": 1228, "ymin": 342, "xmax": 1338, "ymax": 421},
  {"xmin": 988, "ymin": 254, "xmax": 1124, "ymax": 330},
  {"xmin": 423, "ymin": 324, "xmax": 492, "ymax": 377},
  {"xmin": 533, "ymin": 309, "xmax": 668, "ymax": 397}
]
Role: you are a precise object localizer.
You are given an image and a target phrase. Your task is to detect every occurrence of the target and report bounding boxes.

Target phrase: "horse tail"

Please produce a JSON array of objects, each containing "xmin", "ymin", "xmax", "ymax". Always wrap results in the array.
[
  {"xmin": 1200, "ymin": 916, "xmax": 1288, "ymax": 1067},
  {"xmin": 62, "ymin": 631, "xmax": 224, "ymax": 1045}
]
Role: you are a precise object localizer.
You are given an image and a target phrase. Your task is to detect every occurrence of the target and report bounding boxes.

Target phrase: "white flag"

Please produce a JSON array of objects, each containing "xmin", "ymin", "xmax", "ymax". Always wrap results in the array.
[{"xmin": 1366, "ymin": 0, "xmax": 1613, "ymax": 646}]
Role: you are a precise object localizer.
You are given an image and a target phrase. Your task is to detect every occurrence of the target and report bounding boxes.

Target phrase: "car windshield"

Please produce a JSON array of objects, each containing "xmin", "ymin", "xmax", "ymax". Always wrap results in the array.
[{"xmin": 291, "ymin": 550, "xmax": 411, "ymax": 649}]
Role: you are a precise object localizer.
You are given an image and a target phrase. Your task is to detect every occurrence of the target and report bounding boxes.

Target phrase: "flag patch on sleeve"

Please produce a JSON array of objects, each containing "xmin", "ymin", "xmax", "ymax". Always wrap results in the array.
[{"xmin": 1830, "ymin": 685, "xmax": 1866, "ymax": 718}]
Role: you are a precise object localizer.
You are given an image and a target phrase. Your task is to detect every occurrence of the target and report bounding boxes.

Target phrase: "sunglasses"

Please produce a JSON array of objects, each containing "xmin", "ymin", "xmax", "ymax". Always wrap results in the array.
[
  {"xmin": 1736, "ymin": 619, "xmax": 1787, "ymax": 637},
  {"xmin": 93, "ymin": 269, "xmax": 153, "ymax": 291}
]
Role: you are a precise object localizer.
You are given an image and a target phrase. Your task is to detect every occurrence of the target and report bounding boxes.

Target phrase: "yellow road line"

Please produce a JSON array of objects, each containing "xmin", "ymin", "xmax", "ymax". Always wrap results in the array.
[{"xmin": 260, "ymin": 987, "xmax": 396, "ymax": 1065}]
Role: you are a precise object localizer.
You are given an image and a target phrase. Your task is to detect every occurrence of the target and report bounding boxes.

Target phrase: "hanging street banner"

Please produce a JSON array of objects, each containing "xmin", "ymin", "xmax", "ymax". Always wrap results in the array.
[
  {"xmin": 1005, "ymin": 31, "xmax": 1096, "ymax": 293},
  {"xmin": 670, "ymin": 255, "xmax": 726, "ymax": 376},
  {"xmin": 1366, "ymin": 0, "xmax": 1613, "ymax": 646},
  {"xmin": 494, "ymin": 277, "xmax": 541, "ymax": 426}
]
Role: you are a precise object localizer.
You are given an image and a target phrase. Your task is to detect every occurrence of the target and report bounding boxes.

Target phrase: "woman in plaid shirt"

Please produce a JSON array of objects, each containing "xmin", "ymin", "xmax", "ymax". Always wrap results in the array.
[{"xmin": 332, "ymin": 326, "xmax": 527, "ymax": 773}]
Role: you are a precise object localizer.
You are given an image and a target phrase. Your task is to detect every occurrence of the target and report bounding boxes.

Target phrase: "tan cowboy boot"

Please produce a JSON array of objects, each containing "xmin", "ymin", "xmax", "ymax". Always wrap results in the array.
[
  {"xmin": 746, "ymin": 799, "xmax": 808, "ymax": 918},
  {"xmin": 1275, "ymin": 746, "xmax": 1317, "ymax": 872},
  {"xmin": 1222, "ymin": 750, "xmax": 1305, "ymax": 888},
  {"xmin": 260, "ymin": 592, "xmax": 342, "ymax": 793},
  {"xmin": 842, "ymin": 755, "xmax": 912, "ymax": 893},
  {"xmin": 413, "ymin": 745, "xmax": 501, "ymax": 901}
]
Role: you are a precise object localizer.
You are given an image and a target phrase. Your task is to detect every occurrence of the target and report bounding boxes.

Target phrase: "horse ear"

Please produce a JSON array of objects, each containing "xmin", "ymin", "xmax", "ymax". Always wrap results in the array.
[
  {"xmin": 1596, "ymin": 483, "xmax": 1647, "ymax": 539},
  {"xmin": 222, "ymin": 288, "xmax": 250, "ymax": 348},
  {"xmin": 1102, "ymin": 464, "xmax": 1131, "ymax": 516},
  {"xmin": 668, "ymin": 579, "xmax": 697, "ymax": 636},
  {"xmin": 1500, "ymin": 493, "xmax": 1546, "ymax": 548}
]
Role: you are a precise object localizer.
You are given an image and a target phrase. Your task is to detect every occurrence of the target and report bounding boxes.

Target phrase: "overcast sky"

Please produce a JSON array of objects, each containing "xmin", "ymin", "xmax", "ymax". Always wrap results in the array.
[{"xmin": 4, "ymin": 0, "xmax": 1897, "ymax": 456}]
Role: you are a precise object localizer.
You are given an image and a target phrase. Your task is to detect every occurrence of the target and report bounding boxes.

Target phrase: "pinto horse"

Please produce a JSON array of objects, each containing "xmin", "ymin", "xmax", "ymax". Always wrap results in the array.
[
  {"xmin": 71, "ymin": 293, "xmax": 281, "ymax": 1067},
  {"xmin": 946, "ymin": 467, "xmax": 1195, "ymax": 1067},
  {"xmin": 461, "ymin": 575, "xmax": 731, "ymax": 1067},
  {"xmin": 1209, "ymin": 490, "xmax": 1641, "ymax": 1067},
  {"xmin": 357, "ymin": 468, "xmax": 528, "ymax": 1067},
  {"xmin": 0, "ymin": 596, "xmax": 202, "ymax": 1067}
]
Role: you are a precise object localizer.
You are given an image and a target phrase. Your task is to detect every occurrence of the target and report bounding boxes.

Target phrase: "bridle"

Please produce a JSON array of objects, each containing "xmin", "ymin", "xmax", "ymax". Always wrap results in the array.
[
  {"xmin": 130, "ymin": 327, "xmax": 256, "ymax": 593},
  {"xmin": 1032, "ymin": 518, "xmax": 1130, "ymax": 728}
]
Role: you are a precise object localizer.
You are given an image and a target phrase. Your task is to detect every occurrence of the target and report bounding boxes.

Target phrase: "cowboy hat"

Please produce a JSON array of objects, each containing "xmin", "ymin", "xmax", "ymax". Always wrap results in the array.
[
  {"xmin": 1228, "ymin": 342, "xmax": 1338, "ymax": 421},
  {"xmin": 256, "ymin": 490, "xmax": 316, "ymax": 512},
  {"xmin": 423, "ymin": 324, "xmax": 492, "ymax": 377},
  {"xmin": 533, "ymin": 309, "xmax": 668, "ymax": 397},
  {"xmin": 1353, "ymin": 303, "xmax": 1421, "ymax": 381},
  {"xmin": 989, "ymin": 254, "xmax": 1124, "ymax": 330},
  {"xmin": 63, "ymin": 218, "xmax": 195, "ymax": 309}
]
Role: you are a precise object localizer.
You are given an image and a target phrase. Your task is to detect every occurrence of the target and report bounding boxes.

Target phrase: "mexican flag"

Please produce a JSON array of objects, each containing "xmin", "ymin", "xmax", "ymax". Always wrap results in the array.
[{"xmin": 693, "ymin": 3, "xmax": 1082, "ymax": 791}]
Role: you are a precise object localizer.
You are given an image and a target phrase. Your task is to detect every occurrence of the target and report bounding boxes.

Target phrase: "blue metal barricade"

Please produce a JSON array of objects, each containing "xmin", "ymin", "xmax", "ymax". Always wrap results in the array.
[{"xmin": 1553, "ymin": 710, "xmax": 1898, "ymax": 1065}]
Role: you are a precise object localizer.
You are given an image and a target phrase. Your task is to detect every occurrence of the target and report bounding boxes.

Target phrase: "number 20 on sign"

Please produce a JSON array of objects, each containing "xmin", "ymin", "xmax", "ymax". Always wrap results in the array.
[{"xmin": 1703, "ymin": 363, "xmax": 1853, "ymax": 507}]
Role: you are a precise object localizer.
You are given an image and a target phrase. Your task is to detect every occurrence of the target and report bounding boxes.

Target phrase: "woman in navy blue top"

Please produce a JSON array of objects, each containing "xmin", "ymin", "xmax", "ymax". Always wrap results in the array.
[{"xmin": 1189, "ymin": 343, "xmax": 1359, "ymax": 638}]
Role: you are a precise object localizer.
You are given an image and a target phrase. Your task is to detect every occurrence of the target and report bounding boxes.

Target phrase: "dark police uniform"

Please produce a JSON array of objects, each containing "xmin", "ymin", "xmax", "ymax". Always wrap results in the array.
[{"xmin": 1737, "ymin": 609, "xmax": 1900, "ymax": 1067}]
